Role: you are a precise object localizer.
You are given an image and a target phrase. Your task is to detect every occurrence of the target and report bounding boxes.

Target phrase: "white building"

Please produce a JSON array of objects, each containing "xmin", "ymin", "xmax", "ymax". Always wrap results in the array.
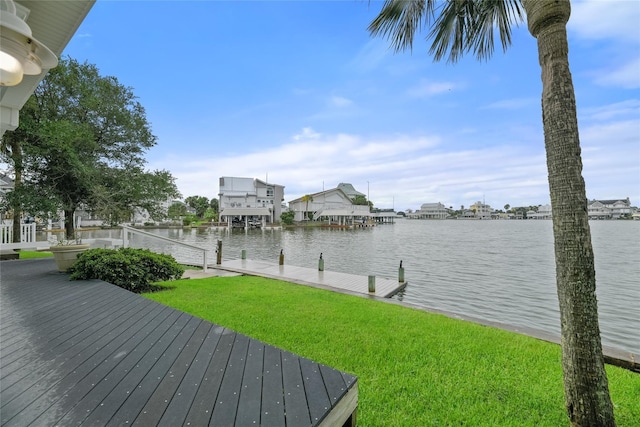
[
  {"xmin": 218, "ymin": 177, "xmax": 284, "ymax": 228},
  {"xmin": 288, "ymin": 187, "xmax": 370, "ymax": 225},
  {"xmin": 588, "ymin": 198, "xmax": 632, "ymax": 219},
  {"xmin": 527, "ymin": 204, "xmax": 552, "ymax": 219},
  {"xmin": 407, "ymin": 202, "xmax": 448, "ymax": 219},
  {"xmin": 470, "ymin": 201, "xmax": 493, "ymax": 220}
]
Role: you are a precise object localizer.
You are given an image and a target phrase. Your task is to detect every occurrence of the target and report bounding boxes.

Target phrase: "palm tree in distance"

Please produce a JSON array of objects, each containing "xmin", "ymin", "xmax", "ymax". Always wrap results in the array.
[
  {"xmin": 369, "ymin": 1, "xmax": 614, "ymax": 425},
  {"xmin": 301, "ymin": 194, "xmax": 313, "ymax": 220}
]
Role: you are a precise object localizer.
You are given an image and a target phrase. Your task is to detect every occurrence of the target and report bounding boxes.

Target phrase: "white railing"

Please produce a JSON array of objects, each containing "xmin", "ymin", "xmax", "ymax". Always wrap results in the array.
[
  {"xmin": 0, "ymin": 223, "xmax": 37, "ymax": 244},
  {"xmin": 121, "ymin": 225, "xmax": 210, "ymax": 272}
]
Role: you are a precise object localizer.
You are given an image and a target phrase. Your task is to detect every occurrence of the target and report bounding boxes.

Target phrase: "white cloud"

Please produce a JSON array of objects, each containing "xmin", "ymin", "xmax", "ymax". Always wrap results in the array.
[
  {"xmin": 580, "ymin": 99, "xmax": 640, "ymax": 121},
  {"xmin": 347, "ymin": 39, "xmax": 391, "ymax": 73},
  {"xmin": 330, "ymin": 95, "xmax": 353, "ymax": 108},
  {"xmin": 592, "ymin": 57, "xmax": 640, "ymax": 89},
  {"xmin": 293, "ymin": 127, "xmax": 322, "ymax": 141},
  {"xmin": 569, "ymin": 1, "xmax": 640, "ymax": 44},
  {"xmin": 154, "ymin": 129, "xmax": 557, "ymax": 210}
]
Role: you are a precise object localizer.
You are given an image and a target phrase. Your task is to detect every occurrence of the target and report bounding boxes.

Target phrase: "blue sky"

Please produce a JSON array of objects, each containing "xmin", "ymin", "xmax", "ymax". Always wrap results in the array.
[{"xmin": 63, "ymin": 0, "xmax": 639, "ymax": 211}]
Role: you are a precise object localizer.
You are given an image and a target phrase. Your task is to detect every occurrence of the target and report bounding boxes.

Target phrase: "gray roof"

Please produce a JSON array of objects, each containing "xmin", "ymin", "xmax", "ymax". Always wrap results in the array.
[{"xmin": 336, "ymin": 183, "xmax": 365, "ymax": 198}]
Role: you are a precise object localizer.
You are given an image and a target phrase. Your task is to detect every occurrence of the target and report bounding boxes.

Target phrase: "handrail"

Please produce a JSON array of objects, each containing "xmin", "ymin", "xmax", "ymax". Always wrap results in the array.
[
  {"xmin": 1, "ymin": 223, "xmax": 36, "ymax": 244},
  {"xmin": 121, "ymin": 225, "xmax": 209, "ymax": 272}
]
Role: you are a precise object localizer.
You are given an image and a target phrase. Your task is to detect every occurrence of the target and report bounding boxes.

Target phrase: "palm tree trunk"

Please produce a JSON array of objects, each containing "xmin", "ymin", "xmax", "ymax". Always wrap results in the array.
[{"xmin": 523, "ymin": 1, "xmax": 615, "ymax": 425}]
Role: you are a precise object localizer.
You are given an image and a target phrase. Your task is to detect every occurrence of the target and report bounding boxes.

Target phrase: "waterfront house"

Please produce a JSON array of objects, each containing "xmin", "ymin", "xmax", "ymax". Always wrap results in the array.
[
  {"xmin": 527, "ymin": 204, "xmax": 552, "ymax": 220},
  {"xmin": 288, "ymin": 187, "xmax": 370, "ymax": 225},
  {"xmin": 407, "ymin": 202, "xmax": 449, "ymax": 219},
  {"xmin": 218, "ymin": 176, "xmax": 285, "ymax": 228},
  {"xmin": 588, "ymin": 198, "xmax": 632, "ymax": 219},
  {"xmin": 470, "ymin": 201, "xmax": 493, "ymax": 220}
]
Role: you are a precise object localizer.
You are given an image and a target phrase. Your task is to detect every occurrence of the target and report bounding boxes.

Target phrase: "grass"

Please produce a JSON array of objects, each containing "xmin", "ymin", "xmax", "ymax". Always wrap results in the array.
[
  {"xmin": 144, "ymin": 276, "xmax": 640, "ymax": 426},
  {"xmin": 17, "ymin": 250, "xmax": 53, "ymax": 259}
]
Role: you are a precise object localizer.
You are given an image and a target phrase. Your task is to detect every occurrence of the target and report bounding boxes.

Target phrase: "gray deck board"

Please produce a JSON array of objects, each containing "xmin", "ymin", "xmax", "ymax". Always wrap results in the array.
[{"xmin": 0, "ymin": 258, "xmax": 357, "ymax": 426}]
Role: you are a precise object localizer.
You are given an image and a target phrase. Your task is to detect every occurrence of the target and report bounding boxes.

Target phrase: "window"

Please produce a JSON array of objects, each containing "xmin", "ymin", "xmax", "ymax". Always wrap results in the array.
[{"xmin": 267, "ymin": 187, "xmax": 274, "ymax": 197}]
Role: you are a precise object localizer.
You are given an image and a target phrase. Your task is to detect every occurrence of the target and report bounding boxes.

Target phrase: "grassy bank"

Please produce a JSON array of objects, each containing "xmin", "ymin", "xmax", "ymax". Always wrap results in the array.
[{"xmin": 144, "ymin": 276, "xmax": 639, "ymax": 426}]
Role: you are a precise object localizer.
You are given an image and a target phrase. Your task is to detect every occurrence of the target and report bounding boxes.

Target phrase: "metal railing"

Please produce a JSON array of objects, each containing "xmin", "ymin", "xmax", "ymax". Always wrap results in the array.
[{"xmin": 121, "ymin": 225, "xmax": 210, "ymax": 271}]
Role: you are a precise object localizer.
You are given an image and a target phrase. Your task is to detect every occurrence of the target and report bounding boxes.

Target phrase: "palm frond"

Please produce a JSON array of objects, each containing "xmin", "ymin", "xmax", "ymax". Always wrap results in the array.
[
  {"xmin": 370, "ymin": 0, "xmax": 524, "ymax": 63},
  {"xmin": 468, "ymin": 0, "xmax": 524, "ymax": 61},
  {"xmin": 368, "ymin": 0, "xmax": 437, "ymax": 52}
]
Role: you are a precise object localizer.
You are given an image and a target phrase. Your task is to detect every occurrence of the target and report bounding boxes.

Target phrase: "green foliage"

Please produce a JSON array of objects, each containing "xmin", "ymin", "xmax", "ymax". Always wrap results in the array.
[
  {"xmin": 2, "ymin": 57, "xmax": 179, "ymax": 238},
  {"xmin": 167, "ymin": 202, "xmax": 187, "ymax": 220},
  {"xmin": 203, "ymin": 207, "xmax": 217, "ymax": 222},
  {"xmin": 280, "ymin": 210, "xmax": 294, "ymax": 225},
  {"xmin": 209, "ymin": 198, "xmax": 219, "ymax": 213},
  {"xmin": 182, "ymin": 214, "xmax": 198, "ymax": 226},
  {"xmin": 69, "ymin": 248, "xmax": 184, "ymax": 293},
  {"xmin": 185, "ymin": 195, "xmax": 210, "ymax": 219}
]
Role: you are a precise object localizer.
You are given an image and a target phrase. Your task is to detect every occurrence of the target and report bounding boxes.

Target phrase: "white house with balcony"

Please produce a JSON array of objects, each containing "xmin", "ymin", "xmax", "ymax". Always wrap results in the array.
[
  {"xmin": 588, "ymin": 198, "xmax": 632, "ymax": 219},
  {"xmin": 218, "ymin": 177, "xmax": 284, "ymax": 228},
  {"xmin": 407, "ymin": 202, "xmax": 449, "ymax": 219},
  {"xmin": 469, "ymin": 201, "xmax": 493, "ymax": 220},
  {"xmin": 527, "ymin": 204, "xmax": 552, "ymax": 219},
  {"xmin": 288, "ymin": 187, "xmax": 371, "ymax": 225}
]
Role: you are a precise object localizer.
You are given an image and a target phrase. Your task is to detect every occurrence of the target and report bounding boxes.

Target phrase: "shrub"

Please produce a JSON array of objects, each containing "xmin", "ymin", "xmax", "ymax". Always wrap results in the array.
[
  {"xmin": 280, "ymin": 211, "xmax": 294, "ymax": 225},
  {"xmin": 69, "ymin": 248, "xmax": 185, "ymax": 293}
]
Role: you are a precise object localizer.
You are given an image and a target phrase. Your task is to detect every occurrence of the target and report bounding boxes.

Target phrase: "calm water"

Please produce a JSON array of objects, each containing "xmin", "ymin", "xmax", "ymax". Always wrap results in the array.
[{"xmin": 87, "ymin": 220, "xmax": 640, "ymax": 354}]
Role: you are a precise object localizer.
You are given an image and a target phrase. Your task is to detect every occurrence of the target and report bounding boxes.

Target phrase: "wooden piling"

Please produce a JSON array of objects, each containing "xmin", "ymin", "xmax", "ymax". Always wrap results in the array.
[
  {"xmin": 216, "ymin": 240, "xmax": 222, "ymax": 265},
  {"xmin": 368, "ymin": 275, "xmax": 375, "ymax": 293}
]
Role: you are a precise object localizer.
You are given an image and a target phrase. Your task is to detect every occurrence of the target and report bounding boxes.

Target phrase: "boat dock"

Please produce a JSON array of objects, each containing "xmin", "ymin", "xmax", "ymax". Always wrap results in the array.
[{"xmin": 210, "ymin": 259, "xmax": 407, "ymax": 299}]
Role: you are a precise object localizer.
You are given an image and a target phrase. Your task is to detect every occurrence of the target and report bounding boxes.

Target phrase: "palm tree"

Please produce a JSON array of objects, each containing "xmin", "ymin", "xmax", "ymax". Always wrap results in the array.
[
  {"xmin": 301, "ymin": 194, "xmax": 314, "ymax": 220},
  {"xmin": 369, "ymin": 1, "xmax": 614, "ymax": 425}
]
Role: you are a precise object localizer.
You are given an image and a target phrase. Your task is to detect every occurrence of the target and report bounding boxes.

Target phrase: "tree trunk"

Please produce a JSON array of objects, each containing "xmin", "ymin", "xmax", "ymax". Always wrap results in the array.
[
  {"xmin": 523, "ymin": 1, "xmax": 615, "ymax": 425},
  {"xmin": 64, "ymin": 207, "xmax": 76, "ymax": 240}
]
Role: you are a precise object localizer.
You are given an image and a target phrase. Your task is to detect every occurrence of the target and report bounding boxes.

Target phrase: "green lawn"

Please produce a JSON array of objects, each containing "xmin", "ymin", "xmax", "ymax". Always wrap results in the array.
[
  {"xmin": 144, "ymin": 276, "xmax": 639, "ymax": 426},
  {"xmin": 17, "ymin": 250, "xmax": 53, "ymax": 259}
]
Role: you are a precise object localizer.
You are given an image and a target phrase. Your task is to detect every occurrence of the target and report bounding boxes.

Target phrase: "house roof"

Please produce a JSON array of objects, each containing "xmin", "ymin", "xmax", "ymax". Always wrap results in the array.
[
  {"xmin": 589, "ymin": 199, "xmax": 630, "ymax": 206},
  {"xmin": 336, "ymin": 183, "xmax": 365, "ymax": 198},
  {"xmin": 289, "ymin": 188, "xmax": 352, "ymax": 204}
]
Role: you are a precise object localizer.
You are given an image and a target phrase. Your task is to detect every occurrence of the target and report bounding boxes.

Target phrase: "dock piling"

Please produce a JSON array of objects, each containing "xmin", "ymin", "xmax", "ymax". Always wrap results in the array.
[
  {"xmin": 398, "ymin": 260, "xmax": 405, "ymax": 283},
  {"xmin": 318, "ymin": 253, "xmax": 324, "ymax": 271},
  {"xmin": 216, "ymin": 240, "xmax": 222, "ymax": 265},
  {"xmin": 368, "ymin": 275, "xmax": 376, "ymax": 293},
  {"xmin": 241, "ymin": 249, "xmax": 246, "ymax": 260},
  {"xmin": 279, "ymin": 249, "xmax": 284, "ymax": 265}
]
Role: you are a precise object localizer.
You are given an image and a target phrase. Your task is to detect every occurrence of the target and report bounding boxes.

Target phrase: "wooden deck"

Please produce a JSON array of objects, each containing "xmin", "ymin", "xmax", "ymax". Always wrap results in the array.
[
  {"xmin": 216, "ymin": 259, "xmax": 406, "ymax": 299},
  {"xmin": 0, "ymin": 259, "xmax": 358, "ymax": 426}
]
